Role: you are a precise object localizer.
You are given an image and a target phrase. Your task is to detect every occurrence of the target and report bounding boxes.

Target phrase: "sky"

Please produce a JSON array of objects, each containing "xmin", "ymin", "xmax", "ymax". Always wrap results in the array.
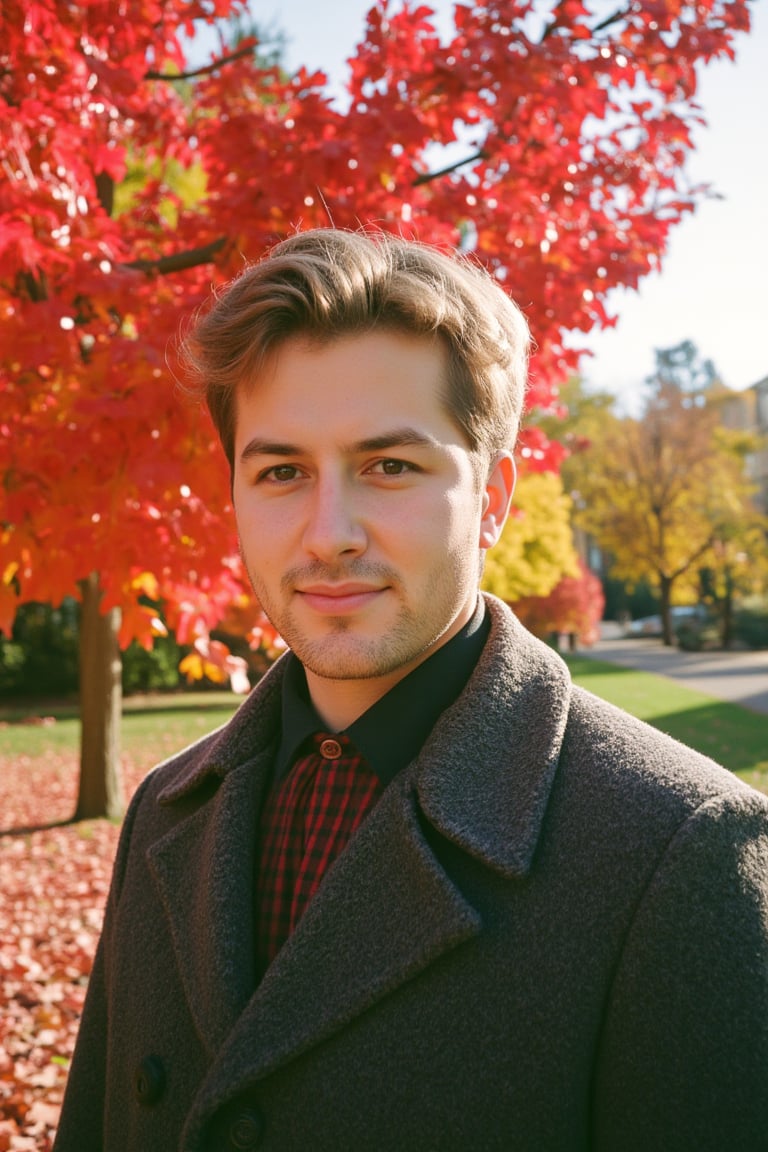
[{"xmin": 205, "ymin": 1, "xmax": 768, "ymax": 409}]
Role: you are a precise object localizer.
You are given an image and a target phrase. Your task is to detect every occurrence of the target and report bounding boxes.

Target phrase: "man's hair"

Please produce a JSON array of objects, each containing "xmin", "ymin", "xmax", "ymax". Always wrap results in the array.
[{"xmin": 181, "ymin": 228, "xmax": 530, "ymax": 473}]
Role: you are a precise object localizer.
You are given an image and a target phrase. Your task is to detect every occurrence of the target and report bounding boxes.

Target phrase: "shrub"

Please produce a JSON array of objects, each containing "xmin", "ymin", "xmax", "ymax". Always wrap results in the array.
[
  {"xmin": 122, "ymin": 636, "xmax": 182, "ymax": 694},
  {"xmin": 732, "ymin": 610, "xmax": 768, "ymax": 650},
  {"xmin": 0, "ymin": 601, "xmax": 80, "ymax": 697}
]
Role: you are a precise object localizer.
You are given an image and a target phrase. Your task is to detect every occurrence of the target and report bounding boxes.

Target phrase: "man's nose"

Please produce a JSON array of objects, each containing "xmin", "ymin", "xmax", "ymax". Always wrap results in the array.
[{"xmin": 302, "ymin": 477, "xmax": 367, "ymax": 561}]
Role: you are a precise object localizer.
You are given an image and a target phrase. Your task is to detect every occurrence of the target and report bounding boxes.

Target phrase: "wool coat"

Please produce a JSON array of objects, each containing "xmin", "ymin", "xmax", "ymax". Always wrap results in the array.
[{"xmin": 53, "ymin": 596, "xmax": 768, "ymax": 1152}]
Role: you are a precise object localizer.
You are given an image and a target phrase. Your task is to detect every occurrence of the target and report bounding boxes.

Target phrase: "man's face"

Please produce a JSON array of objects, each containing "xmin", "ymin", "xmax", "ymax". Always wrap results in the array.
[{"xmin": 232, "ymin": 330, "xmax": 513, "ymax": 714}]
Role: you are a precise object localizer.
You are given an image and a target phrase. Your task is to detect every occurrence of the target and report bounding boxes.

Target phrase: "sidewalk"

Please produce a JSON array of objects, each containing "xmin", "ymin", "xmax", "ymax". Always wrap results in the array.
[{"xmin": 579, "ymin": 624, "xmax": 768, "ymax": 717}]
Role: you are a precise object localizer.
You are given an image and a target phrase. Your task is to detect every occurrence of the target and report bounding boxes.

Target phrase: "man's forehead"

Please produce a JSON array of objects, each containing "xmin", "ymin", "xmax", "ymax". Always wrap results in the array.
[
  {"xmin": 238, "ymin": 326, "xmax": 448, "ymax": 386},
  {"xmin": 233, "ymin": 331, "xmax": 441, "ymax": 416}
]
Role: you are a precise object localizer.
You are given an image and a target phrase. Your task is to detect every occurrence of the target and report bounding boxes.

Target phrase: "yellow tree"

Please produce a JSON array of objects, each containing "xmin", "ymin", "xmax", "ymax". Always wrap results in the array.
[
  {"xmin": 696, "ymin": 426, "xmax": 768, "ymax": 646},
  {"xmin": 482, "ymin": 471, "xmax": 578, "ymax": 602},
  {"xmin": 574, "ymin": 382, "xmax": 765, "ymax": 644}
]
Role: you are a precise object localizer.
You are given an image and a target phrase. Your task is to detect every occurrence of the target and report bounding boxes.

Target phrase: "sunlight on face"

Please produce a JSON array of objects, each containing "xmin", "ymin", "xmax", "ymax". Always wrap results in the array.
[{"xmin": 233, "ymin": 330, "xmax": 513, "ymax": 722}]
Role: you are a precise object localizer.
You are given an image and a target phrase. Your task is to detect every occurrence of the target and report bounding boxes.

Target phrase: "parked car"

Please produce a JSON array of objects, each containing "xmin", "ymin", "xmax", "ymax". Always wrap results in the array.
[{"xmin": 625, "ymin": 606, "xmax": 710, "ymax": 639}]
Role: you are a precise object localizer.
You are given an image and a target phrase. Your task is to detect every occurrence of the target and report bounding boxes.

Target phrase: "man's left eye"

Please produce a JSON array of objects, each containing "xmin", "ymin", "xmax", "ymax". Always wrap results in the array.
[{"xmin": 371, "ymin": 459, "xmax": 412, "ymax": 476}]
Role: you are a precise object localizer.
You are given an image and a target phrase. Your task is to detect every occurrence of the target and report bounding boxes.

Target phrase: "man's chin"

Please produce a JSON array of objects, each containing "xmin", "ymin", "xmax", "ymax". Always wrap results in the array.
[{"xmin": 295, "ymin": 637, "xmax": 406, "ymax": 684}]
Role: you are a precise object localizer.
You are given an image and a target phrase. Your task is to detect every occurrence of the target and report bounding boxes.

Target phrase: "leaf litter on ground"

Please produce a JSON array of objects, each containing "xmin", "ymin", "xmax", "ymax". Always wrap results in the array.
[{"xmin": 0, "ymin": 750, "xmax": 150, "ymax": 1150}]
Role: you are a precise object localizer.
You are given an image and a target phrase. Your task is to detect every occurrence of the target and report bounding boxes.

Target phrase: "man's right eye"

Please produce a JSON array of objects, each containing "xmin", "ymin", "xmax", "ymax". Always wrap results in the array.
[{"xmin": 259, "ymin": 464, "xmax": 302, "ymax": 483}]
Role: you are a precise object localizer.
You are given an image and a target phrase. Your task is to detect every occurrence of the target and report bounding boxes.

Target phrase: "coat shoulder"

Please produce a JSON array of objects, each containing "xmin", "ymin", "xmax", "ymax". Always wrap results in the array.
[{"xmin": 563, "ymin": 682, "xmax": 762, "ymax": 818}]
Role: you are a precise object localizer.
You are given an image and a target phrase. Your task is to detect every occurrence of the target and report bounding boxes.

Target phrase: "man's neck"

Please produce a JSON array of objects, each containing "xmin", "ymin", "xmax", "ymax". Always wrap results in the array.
[{"xmin": 304, "ymin": 666, "xmax": 406, "ymax": 731}]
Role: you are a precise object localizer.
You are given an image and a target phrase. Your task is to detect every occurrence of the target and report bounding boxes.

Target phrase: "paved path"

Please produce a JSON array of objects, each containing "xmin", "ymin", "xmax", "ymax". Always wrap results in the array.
[{"xmin": 580, "ymin": 627, "xmax": 768, "ymax": 716}]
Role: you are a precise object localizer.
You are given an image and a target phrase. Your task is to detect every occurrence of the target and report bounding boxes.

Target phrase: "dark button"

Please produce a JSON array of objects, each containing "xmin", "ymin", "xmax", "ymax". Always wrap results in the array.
[
  {"xmin": 228, "ymin": 1107, "xmax": 264, "ymax": 1150},
  {"xmin": 319, "ymin": 737, "xmax": 342, "ymax": 759},
  {"xmin": 134, "ymin": 1054, "xmax": 165, "ymax": 1105}
]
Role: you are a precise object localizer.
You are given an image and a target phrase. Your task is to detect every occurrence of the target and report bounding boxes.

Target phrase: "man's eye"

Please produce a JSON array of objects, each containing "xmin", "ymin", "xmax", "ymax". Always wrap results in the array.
[
  {"xmin": 262, "ymin": 464, "xmax": 301, "ymax": 483},
  {"xmin": 371, "ymin": 459, "xmax": 413, "ymax": 476}
]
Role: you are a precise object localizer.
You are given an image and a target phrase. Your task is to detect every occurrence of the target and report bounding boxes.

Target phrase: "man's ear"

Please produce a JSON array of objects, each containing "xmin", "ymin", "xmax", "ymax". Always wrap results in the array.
[{"xmin": 479, "ymin": 452, "xmax": 516, "ymax": 550}]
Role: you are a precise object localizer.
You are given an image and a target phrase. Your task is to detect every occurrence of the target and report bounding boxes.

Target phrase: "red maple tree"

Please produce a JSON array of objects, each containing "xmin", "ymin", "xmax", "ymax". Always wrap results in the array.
[
  {"xmin": 0, "ymin": 0, "xmax": 752, "ymax": 814},
  {"xmin": 512, "ymin": 558, "xmax": 606, "ymax": 647}
]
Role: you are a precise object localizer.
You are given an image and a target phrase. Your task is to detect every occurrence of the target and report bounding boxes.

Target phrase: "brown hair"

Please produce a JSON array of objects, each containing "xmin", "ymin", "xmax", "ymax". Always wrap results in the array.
[{"xmin": 181, "ymin": 228, "xmax": 530, "ymax": 473}]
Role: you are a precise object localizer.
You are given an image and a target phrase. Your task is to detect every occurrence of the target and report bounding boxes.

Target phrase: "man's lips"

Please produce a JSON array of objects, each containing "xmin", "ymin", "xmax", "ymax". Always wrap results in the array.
[{"xmin": 295, "ymin": 583, "xmax": 387, "ymax": 614}]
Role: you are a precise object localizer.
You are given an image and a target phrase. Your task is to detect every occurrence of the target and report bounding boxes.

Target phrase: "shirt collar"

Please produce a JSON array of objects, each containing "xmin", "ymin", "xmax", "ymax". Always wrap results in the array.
[{"xmin": 275, "ymin": 597, "xmax": 489, "ymax": 786}]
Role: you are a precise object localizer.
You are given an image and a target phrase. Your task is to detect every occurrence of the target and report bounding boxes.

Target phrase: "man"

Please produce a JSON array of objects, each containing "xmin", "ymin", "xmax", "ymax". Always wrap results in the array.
[{"xmin": 54, "ymin": 229, "xmax": 768, "ymax": 1152}]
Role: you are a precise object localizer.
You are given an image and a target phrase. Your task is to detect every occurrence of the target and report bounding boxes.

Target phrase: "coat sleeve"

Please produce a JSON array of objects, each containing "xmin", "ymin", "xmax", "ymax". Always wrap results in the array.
[
  {"xmin": 592, "ymin": 788, "xmax": 768, "ymax": 1151},
  {"xmin": 52, "ymin": 773, "xmax": 155, "ymax": 1152}
]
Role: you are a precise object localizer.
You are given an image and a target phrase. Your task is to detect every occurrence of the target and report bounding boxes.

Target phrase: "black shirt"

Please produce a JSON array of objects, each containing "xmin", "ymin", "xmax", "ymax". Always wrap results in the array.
[{"xmin": 274, "ymin": 597, "xmax": 490, "ymax": 786}]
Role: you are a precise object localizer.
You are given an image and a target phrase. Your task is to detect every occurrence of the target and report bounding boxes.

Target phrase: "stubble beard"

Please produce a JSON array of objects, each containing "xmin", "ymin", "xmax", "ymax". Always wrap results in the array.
[{"xmin": 244, "ymin": 558, "xmax": 469, "ymax": 683}]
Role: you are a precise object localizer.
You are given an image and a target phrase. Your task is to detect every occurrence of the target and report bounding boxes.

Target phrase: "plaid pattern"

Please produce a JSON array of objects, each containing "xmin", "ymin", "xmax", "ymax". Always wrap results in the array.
[{"xmin": 256, "ymin": 732, "xmax": 382, "ymax": 969}]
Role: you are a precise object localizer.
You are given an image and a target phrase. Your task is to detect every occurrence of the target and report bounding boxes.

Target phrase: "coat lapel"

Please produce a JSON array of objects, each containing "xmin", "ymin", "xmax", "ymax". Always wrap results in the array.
[
  {"xmin": 147, "ymin": 749, "xmax": 271, "ymax": 1056},
  {"xmin": 146, "ymin": 661, "xmax": 286, "ymax": 1056},
  {"xmin": 417, "ymin": 596, "xmax": 572, "ymax": 877}
]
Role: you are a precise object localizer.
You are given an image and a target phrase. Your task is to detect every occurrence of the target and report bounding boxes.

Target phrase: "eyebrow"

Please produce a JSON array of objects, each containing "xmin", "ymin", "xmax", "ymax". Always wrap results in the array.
[
  {"xmin": 240, "ymin": 439, "xmax": 301, "ymax": 461},
  {"xmin": 239, "ymin": 427, "xmax": 441, "ymax": 463}
]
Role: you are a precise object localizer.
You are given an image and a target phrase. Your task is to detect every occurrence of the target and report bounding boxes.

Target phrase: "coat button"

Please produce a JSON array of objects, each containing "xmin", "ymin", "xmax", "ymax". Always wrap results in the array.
[
  {"xmin": 134, "ymin": 1055, "xmax": 165, "ymax": 1105},
  {"xmin": 228, "ymin": 1107, "xmax": 264, "ymax": 1150}
]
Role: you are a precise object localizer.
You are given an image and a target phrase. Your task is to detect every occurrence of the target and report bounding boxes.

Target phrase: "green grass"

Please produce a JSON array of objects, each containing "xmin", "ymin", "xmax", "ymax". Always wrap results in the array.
[
  {"xmin": 0, "ymin": 692, "xmax": 240, "ymax": 761},
  {"xmin": 566, "ymin": 655, "xmax": 768, "ymax": 793}
]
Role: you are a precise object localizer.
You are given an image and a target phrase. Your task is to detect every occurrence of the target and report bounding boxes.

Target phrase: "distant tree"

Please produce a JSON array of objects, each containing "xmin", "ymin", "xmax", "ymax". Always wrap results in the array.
[
  {"xmin": 696, "ymin": 428, "xmax": 768, "ymax": 647},
  {"xmin": 536, "ymin": 376, "xmax": 617, "ymax": 446},
  {"xmin": 574, "ymin": 368, "xmax": 766, "ymax": 645},
  {"xmin": 649, "ymin": 339, "xmax": 720, "ymax": 398},
  {"xmin": 532, "ymin": 375, "xmax": 618, "ymax": 520}
]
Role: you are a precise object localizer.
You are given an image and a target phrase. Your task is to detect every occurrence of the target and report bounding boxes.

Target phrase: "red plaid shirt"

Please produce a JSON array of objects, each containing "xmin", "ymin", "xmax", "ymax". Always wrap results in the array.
[{"xmin": 256, "ymin": 731, "xmax": 382, "ymax": 969}]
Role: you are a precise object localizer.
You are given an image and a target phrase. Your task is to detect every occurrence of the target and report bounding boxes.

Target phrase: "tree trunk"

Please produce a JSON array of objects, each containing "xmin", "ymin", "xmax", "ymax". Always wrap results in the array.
[
  {"xmin": 659, "ymin": 575, "xmax": 674, "ymax": 646},
  {"xmin": 75, "ymin": 573, "xmax": 124, "ymax": 821},
  {"xmin": 721, "ymin": 567, "xmax": 734, "ymax": 650}
]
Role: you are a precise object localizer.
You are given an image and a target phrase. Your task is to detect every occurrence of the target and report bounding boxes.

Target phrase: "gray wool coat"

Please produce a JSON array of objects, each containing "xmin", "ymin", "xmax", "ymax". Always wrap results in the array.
[{"xmin": 53, "ymin": 596, "xmax": 768, "ymax": 1152}]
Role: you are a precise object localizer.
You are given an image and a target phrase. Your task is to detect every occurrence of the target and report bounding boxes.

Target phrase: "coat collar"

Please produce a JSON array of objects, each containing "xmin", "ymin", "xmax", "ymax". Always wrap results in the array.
[
  {"xmin": 157, "ymin": 594, "xmax": 571, "ymax": 877},
  {"xmin": 417, "ymin": 594, "xmax": 571, "ymax": 877},
  {"xmin": 155, "ymin": 649, "xmax": 288, "ymax": 806},
  {"xmin": 156, "ymin": 595, "xmax": 570, "ymax": 868}
]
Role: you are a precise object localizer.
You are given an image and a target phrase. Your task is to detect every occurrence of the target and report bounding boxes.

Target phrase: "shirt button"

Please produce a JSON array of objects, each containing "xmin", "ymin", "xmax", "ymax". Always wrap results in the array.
[{"xmin": 319, "ymin": 738, "xmax": 342, "ymax": 760}]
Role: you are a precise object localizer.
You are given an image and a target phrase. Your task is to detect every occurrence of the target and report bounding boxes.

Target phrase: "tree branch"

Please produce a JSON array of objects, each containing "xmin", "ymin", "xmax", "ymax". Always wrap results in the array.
[
  {"xmin": 95, "ymin": 172, "xmax": 114, "ymax": 217},
  {"xmin": 412, "ymin": 148, "xmax": 487, "ymax": 186},
  {"xmin": 670, "ymin": 534, "xmax": 716, "ymax": 582},
  {"xmin": 543, "ymin": 1, "xmax": 631, "ymax": 40},
  {"xmin": 145, "ymin": 42, "xmax": 255, "ymax": 82},
  {"xmin": 17, "ymin": 269, "xmax": 48, "ymax": 302},
  {"xmin": 591, "ymin": 6, "xmax": 632, "ymax": 35},
  {"xmin": 124, "ymin": 236, "xmax": 227, "ymax": 275}
]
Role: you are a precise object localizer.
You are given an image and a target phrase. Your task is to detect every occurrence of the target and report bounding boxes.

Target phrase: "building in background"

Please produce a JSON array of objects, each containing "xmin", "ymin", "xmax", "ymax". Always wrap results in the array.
[{"xmin": 716, "ymin": 375, "xmax": 768, "ymax": 512}]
